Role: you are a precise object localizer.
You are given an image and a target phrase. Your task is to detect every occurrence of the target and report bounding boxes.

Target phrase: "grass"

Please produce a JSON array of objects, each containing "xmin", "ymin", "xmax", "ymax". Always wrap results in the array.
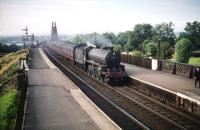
[
  {"xmin": 0, "ymin": 89, "xmax": 20, "ymax": 130},
  {"xmin": 188, "ymin": 57, "xmax": 200, "ymax": 66},
  {"xmin": 0, "ymin": 49, "xmax": 28, "ymax": 130},
  {"xmin": 0, "ymin": 49, "xmax": 28, "ymax": 76}
]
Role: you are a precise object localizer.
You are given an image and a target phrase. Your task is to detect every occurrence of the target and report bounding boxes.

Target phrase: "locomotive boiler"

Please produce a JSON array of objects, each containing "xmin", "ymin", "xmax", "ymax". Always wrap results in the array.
[{"xmin": 88, "ymin": 48, "xmax": 121, "ymax": 68}]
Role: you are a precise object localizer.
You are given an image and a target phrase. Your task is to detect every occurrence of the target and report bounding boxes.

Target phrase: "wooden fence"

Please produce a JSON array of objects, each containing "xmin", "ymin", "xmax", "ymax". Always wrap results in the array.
[{"xmin": 121, "ymin": 54, "xmax": 152, "ymax": 69}]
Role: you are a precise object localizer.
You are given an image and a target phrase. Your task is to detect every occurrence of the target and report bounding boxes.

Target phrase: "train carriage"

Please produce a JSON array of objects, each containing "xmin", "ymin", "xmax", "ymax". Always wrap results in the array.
[{"xmin": 62, "ymin": 44, "xmax": 76, "ymax": 61}]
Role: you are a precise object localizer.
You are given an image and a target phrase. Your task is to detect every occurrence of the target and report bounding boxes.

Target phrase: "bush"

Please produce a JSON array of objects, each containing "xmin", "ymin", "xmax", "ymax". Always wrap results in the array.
[
  {"xmin": 175, "ymin": 38, "xmax": 192, "ymax": 63},
  {"xmin": 160, "ymin": 41, "xmax": 174, "ymax": 59},
  {"xmin": 132, "ymin": 51, "xmax": 143, "ymax": 57},
  {"xmin": 145, "ymin": 42, "xmax": 157, "ymax": 57}
]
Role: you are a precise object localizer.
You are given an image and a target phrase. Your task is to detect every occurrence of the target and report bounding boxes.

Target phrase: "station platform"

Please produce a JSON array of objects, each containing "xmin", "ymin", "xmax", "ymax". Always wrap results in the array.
[
  {"xmin": 123, "ymin": 62, "xmax": 200, "ymax": 113},
  {"xmin": 23, "ymin": 48, "xmax": 120, "ymax": 130}
]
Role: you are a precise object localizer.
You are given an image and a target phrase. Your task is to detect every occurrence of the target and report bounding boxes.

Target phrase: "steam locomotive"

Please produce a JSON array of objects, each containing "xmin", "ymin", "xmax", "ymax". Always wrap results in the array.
[{"xmin": 47, "ymin": 41, "xmax": 127, "ymax": 84}]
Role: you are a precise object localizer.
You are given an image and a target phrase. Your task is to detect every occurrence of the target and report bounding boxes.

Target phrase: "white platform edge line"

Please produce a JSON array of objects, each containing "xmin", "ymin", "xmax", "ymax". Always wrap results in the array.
[
  {"xmin": 177, "ymin": 93, "xmax": 200, "ymax": 105},
  {"xmin": 38, "ymin": 48, "xmax": 57, "ymax": 69}
]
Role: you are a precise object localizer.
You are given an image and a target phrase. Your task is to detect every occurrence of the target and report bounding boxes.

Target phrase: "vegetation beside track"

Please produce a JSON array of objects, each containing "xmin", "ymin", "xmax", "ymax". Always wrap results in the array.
[{"xmin": 0, "ymin": 49, "xmax": 28, "ymax": 130}]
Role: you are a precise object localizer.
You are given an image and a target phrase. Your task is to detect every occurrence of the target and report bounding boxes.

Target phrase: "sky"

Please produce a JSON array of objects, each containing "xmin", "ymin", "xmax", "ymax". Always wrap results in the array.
[{"xmin": 0, "ymin": 0, "xmax": 200, "ymax": 36}]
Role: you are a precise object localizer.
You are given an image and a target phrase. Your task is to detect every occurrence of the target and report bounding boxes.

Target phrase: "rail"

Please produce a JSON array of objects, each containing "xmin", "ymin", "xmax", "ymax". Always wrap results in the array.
[{"xmin": 116, "ymin": 85, "xmax": 200, "ymax": 130}]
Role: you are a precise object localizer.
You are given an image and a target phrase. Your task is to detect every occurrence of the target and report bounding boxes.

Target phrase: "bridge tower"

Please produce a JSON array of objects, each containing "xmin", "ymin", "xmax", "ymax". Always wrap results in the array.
[{"xmin": 51, "ymin": 22, "xmax": 58, "ymax": 41}]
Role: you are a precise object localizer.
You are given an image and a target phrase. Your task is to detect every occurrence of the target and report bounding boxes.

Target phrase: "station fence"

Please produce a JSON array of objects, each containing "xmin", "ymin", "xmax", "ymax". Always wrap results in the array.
[
  {"xmin": 158, "ymin": 60, "xmax": 199, "ymax": 79},
  {"xmin": 121, "ymin": 54, "xmax": 199, "ymax": 79},
  {"xmin": 121, "ymin": 54, "xmax": 152, "ymax": 69}
]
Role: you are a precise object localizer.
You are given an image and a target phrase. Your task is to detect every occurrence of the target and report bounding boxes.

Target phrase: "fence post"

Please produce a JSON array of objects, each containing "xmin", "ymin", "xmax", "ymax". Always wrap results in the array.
[
  {"xmin": 131, "ymin": 55, "xmax": 134, "ymax": 64},
  {"xmin": 189, "ymin": 66, "xmax": 194, "ymax": 79},
  {"xmin": 158, "ymin": 60, "xmax": 162, "ymax": 71},
  {"xmin": 173, "ymin": 63, "xmax": 176, "ymax": 74},
  {"xmin": 128, "ymin": 55, "xmax": 131, "ymax": 64}
]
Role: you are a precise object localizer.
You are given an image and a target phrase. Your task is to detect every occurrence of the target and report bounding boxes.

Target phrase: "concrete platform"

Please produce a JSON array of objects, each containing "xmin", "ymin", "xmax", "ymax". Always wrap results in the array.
[
  {"xmin": 23, "ymin": 48, "xmax": 120, "ymax": 130},
  {"xmin": 123, "ymin": 63, "xmax": 200, "ymax": 100},
  {"xmin": 123, "ymin": 62, "xmax": 200, "ymax": 113},
  {"xmin": 29, "ymin": 48, "xmax": 49, "ymax": 69}
]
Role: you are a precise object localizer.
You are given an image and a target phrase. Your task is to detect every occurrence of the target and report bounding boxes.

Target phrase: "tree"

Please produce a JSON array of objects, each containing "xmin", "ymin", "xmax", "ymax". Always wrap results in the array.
[
  {"xmin": 141, "ymin": 39, "xmax": 152, "ymax": 53},
  {"xmin": 125, "ymin": 31, "xmax": 134, "ymax": 52},
  {"xmin": 0, "ymin": 43, "xmax": 8, "ymax": 53},
  {"xmin": 124, "ymin": 43, "xmax": 133, "ymax": 52},
  {"xmin": 0, "ymin": 43, "xmax": 20, "ymax": 53},
  {"xmin": 113, "ymin": 44, "xmax": 122, "ymax": 53},
  {"xmin": 160, "ymin": 41, "xmax": 174, "ymax": 59},
  {"xmin": 175, "ymin": 38, "xmax": 192, "ymax": 63},
  {"xmin": 126, "ymin": 24, "xmax": 153, "ymax": 51},
  {"xmin": 145, "ymin": 42, "xmax": 157, "ymax": 57},
  {"xmin": 115, "ymin": 31, "xmax": 130, "ymax": 47},
  {"xmin": 153, "ymin": 22, "xmax": 176, "ymax": 46},
  {"xmin": 134, "ymin": 24, "xmax": 153, "ymax": 40},
  {"xmin": 152, "ymin": 22, "xmax": 176, "ymax": 59},
  {"xmin": 73, "ymin": 34, "xmax": 84, "ymax": 43},
  {"xmin": 184, "ymin": 21, "xmax": 200, "ymax": 48},
  {"xmin": 102, "ymin": 32, "xmax": 116, "ymax": 44}
]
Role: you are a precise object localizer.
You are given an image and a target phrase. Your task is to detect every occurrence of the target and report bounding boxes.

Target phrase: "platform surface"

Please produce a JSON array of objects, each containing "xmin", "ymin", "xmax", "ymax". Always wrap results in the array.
[
  {"xmin": 29, "ymin": 48, "xmax": 50, "ymax": 69},
  {"xmin": 23, "ymin": 48, "xmax": 120, "ymax": 130},
  {"xmin": 123, "ymin": 63, "xmax": 200, "ymax": 102}
]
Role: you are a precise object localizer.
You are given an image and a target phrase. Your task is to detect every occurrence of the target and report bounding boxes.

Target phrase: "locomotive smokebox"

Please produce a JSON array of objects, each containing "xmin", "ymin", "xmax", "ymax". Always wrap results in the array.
[{"xmin": 88, "ymin": 48, "xmax": 121, "ymax": 68}]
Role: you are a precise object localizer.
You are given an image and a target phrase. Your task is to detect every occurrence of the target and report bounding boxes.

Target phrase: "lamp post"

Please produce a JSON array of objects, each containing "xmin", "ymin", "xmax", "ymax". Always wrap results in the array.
[{"xmin": 158, "ymin": 38, "xmax": 161, "ymax": 59}]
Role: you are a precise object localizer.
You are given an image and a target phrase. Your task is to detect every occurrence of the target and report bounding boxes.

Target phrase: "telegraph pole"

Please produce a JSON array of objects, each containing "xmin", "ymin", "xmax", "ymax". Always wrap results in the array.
[
  {"xmin": 22, "ymin": 27, "xmax": 35, "ymax": 48},
  {"xmin": 94, "ymin": 32, "xmax": 96, "ymax": 45},
  {"xmin": 29, "ymin": 34, "xmax": 34, "ymax": 48},
  {"xmin": 22, "ymin": 27, "xmax": 28, "ymax": 49}
]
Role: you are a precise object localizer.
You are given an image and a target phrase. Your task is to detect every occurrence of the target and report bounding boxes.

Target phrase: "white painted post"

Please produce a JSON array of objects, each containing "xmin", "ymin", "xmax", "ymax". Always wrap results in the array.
[{"xmin": 152, "ymin": 59, "xmax": 158, "ymax": 70}]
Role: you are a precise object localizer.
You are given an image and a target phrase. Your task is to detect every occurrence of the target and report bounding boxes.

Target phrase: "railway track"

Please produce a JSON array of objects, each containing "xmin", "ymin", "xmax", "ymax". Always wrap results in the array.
[
  {"xmin": 44, "ymin": 47, "xmax": 149, "ymax": 130},
  {"xmin": 116, "ymin": 86, "xmax": 200, "ymax": 130},
  {"xmin": 44, "ymin": 46, "xmax": 200, "ymax": 130}
]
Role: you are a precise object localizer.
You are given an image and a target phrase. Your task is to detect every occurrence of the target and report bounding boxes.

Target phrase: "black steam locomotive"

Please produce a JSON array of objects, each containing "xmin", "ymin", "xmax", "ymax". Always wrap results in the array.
[{"xmin": 47, "ymin": 41, "xmax": 127, "ymax": 84}]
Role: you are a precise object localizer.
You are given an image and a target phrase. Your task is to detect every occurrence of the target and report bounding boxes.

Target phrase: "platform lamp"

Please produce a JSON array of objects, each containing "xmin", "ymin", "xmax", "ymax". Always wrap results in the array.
[{"xmin": 158, "ymin": 38, "xmax": 161, "ymax": 59}]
